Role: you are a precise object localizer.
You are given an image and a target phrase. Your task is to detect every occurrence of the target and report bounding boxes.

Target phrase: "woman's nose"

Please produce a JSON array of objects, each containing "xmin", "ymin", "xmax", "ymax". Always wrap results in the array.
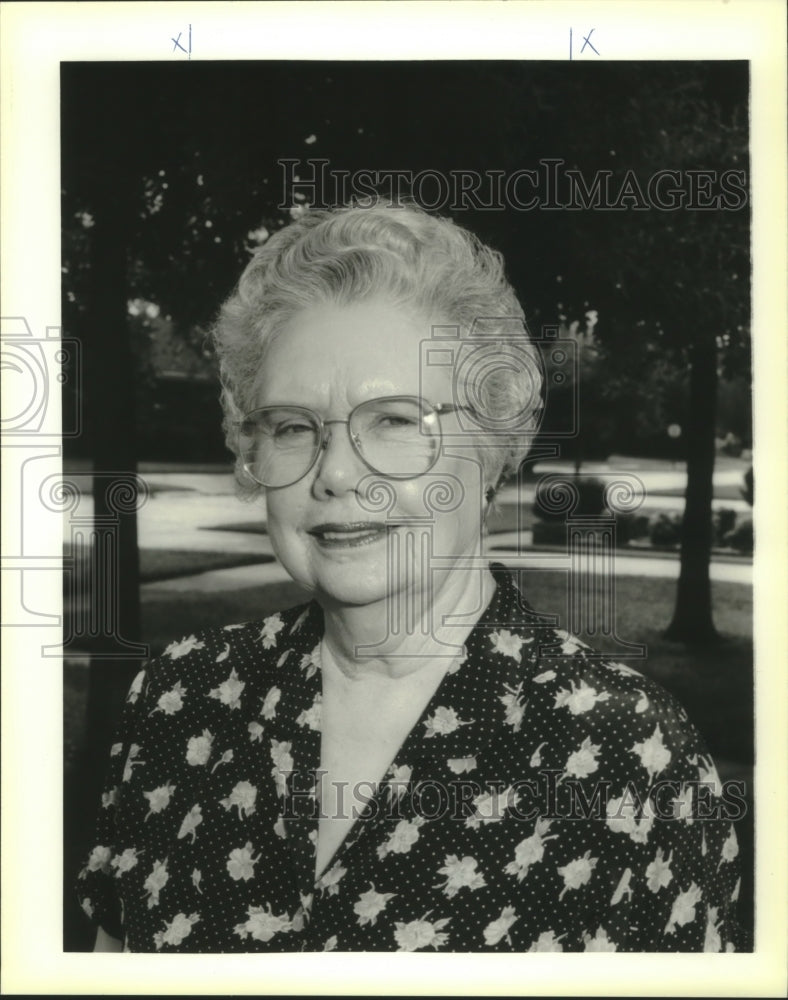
[{"xmin": 311, "ymin": 421, "xmax": 365, "ymax": 498}]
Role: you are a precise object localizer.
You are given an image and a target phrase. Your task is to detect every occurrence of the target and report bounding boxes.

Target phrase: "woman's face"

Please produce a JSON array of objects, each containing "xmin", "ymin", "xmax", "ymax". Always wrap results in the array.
[{"xmin": 255, "ymin": 298, "xmax": 488, "ymax": 610}]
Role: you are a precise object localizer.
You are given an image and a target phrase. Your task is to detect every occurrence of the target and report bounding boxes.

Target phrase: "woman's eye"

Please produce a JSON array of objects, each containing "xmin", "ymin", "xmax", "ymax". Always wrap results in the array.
[
  {"xmin": 377, "ymin": 414, "xmax": 418, "ymax": 429},
  {"xmin": 274, "ymin": 422, "xmax": 313, "ymax": 438}
]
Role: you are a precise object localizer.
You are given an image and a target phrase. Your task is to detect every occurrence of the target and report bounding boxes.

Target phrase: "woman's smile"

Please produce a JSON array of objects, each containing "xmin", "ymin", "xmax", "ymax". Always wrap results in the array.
[{"xmin": 307, "ymin": 521, "xmax": 391, "ymax": 549}]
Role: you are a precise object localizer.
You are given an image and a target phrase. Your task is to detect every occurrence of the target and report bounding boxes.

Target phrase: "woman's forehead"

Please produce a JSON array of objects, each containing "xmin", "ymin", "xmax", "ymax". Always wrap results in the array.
[{"xmin": 256, "ymin": 300, "xmax": 454, "ymax": 403}]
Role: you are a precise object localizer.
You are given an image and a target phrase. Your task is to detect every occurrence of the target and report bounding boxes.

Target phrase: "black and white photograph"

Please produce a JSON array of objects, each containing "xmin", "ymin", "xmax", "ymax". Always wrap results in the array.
[{"xmin": 2, "ymin": 1, "xmax": 786, "ymax": 994}]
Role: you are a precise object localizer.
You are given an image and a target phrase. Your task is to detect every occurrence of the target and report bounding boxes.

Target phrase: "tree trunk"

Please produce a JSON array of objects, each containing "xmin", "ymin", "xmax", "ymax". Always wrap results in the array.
[{"xmin": 664, "ymin": 337, "xmax": 719, "ymax": 643}]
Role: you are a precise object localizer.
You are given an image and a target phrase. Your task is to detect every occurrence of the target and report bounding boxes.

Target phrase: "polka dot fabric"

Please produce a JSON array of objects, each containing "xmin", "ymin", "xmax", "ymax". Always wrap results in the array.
[{"xmin": 76, "ymin": 564, "xmax": 746, "ymax": 952}]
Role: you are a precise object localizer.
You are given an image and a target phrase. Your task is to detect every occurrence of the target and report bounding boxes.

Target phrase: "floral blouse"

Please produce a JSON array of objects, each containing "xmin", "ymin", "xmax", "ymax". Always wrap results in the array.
[{"xmin": 76, "ymin": 564, "xmax": 746, "ymax": 952}]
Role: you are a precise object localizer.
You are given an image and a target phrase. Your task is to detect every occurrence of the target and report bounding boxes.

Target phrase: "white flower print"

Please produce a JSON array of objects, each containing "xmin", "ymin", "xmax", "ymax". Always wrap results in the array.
[
  {"xmin": 564, "ymin": 736, "xmax": 602, "ymax": 779},
  {"xmin": 645, "ymin": 847, "xmax": 674, "ymax": 893},
  {"xmin": 483, "ymin": 905, "xmax": 518, "ymax": 946},
  {"xmin": 489, "ymin": 629, "xmax": 525, "ymax": 662},
  {"xmin": 731, "ymin": 877, "xmax": 741, "ymax": 902},
  {"xmin": 164, "ymin": 634, "xmax": 205, "ymax": 660},
  {"xmin": 610, "ymin": 867, "xmax": 634, "ymax": 905},
  {"xmin": 110, "ymin": 742, "xmax": 123, "ymax": 757},
  {"xmin": 110, "ymin": 847, "xmax": 139, "ymax": 877},
  {"xmin": 81, "ymin": 898, "xmax": 94, "ymax": 919},
  {"xmin": 504, "ymin": 818, "xmax": 558, "ymax": 881},
  {"xmin": 557, "ymin": 850, "xmax": 598, "ymax": 900},
  {"xmin": 151, "ymin": 680, "xmax": 187, "ymax": 716},
  {"xmin": 273, "ymin": 815, "xmax": 287, "ymax": 839},
  {"xmin": 553, "ymin": 679, "xmax": 610, "ymax": 716},
  {"xmin": 386, "ymin": 764, "xmax": 412, "ymax": 801},
  {"xmin": 554, "ymin": 629, "xmax": 589, "ymax": 655},
  {"xmin": 354, "ymin": 883, "xmax": 396, "ymax": 925},
  {"xmin": 634, "ymin": 689, "xmax": 649, "ymax": 713},
  {"xmin": 176, "ymin": 804, "xmax": 203, "ymax": 844},
  {"xmin": 260, "ymin": 685, "xmax": 282, "ymax": 720},
  {"xmin": 323, "ymin": 935, "xmax": 338, "ymax": 952},
  {"xmin": 101, "ymin": 786, "xmax": 119, "ymax": 809},
  {"xmin": 529, "ymin": 741, "xmax": 547, "ymax": 768},
  {"xmin": 316, "ymin": 862, "xmax": 348, "ymax": 897},
  {"xmin": 605, "ymin": 660, "xmax": 643, "ymax": 678},
  {"xmin": 466, "ymin": 786, "xmax": 517, "ymax": 829},
  {"xmin": 84, "ymin": 845, "xmax": 112, "ymax": 874},
  {"xmin": 215, "ymin": 642, "xmax": 230, "ymax": 663},
  {"xmin": 258, "ymin": 613, "xmax": 284, "ymax": 648},
  {"xmin": 447, "ymin": 757, "xmax": 477, "ymax": 774},
  {"xmin": 247, "ymin": 721, "xmax": 264, "ymax": 742},
  {"xmin": 719, "ymin": 825, "xmax": 739, "ymax": 867},
  {"xmin": 154, "ymin": 912, "xmax": 200, "ymax": 950},
  {"xmin": 276, "ymin": 649, "xmax": 294, "ymax": 668},
  {"xmin": 697, "ymin": 755, "xmax": 723, "ymax": 798},
  {"xmin": 208, "ymin": 666, "xmax": 245, "ymax": 710},
  {"xmin": 499, "ymin": 682, "xmax": 527, "ymax": 731},
  {"xmin": 606, "ymin": 792, "xmax": 654, "ymax": 844},
  {"xmin": 665, "ymin": 881, "xmax": 703, "ymax": 934},
  {"xmin": 270, "ymin": 739, "xmax": 294, "ymax": 797},
  {"xmin": 704, "ymin": 904, "xmax": 722, "ymax": 952},
  {"xmin": 191, "ymin": 868, "xmax": 202, "ymax": 893},
  {"xmin": 299, "ymin": 645, "xmax": 320, "ymax": 680},
  {"xmin": 394, "ymin": 914, "xmax": 451, "ymax": 951},
  {"xmin": 223, "ymin": 623, "xmax": 244, "ymax": 631},
  {"xmin": 211, "ymin": 749, "xmax": 234, "ymax": 773},
  {"xmin": 226, "ymin": 841, "xmax": 259, "ymax": 882},
  {"xmin": 446, "ymin": 647, "xmax": 467, "ymax": 675},
  {"xmin": 423, "ymin": 705, "xmax": 473, "ymax": 738},
  {"xmin": 672, "ymin": 782, "xmax": 694, "ymax": 824},
  {"xmin": 186, "ymin": 729, "xmax": 213, "ymax": 766},
  {"xmin": 220, "ymin": 781, "xmax": 257, "ymax": 820},
  {"xmin": 234, "ymin": 903, "xmax": 293, "ymax": 942},
  {"xmin": 122, "ymin": 743, "xmax": 144, "ymax": 782},
  {"xmin": 435, "ymin": 854, "xmax": 486, "ymax": 898},
  {"xmin": 377, "ymin": 817, "xmax": 425, "ymax": 859},
  {"xmin": 126, "ymin": 669, "xmax": 145, "ymax": 703},
  {"xmin": 291, "ymin": 607, "xmax": 309, "ymax": 632},
  {"xmin": 528, "ymin": 930, "xmax": 564, "ymax": 952},
  {"xmin": 583, "ymin": 926, "xmax": 617, "ymax": 951},
  {"xmin": 142, "ymin": 858, "xmax": 169, "ymax": 908},
  {"xmin": 533, "ymin": 670, "xmax": 556, "ymax": 684},
  {"xmin": 630, "ymin": 724, "xmax": 671, "ymax": 779},
  {"xmin": 143, "ymin": 781, "xmax": 176, "ymax": 820},
  {"xmin": 296, "ymin": 692, "xmax": 322, "ymax": 731}
]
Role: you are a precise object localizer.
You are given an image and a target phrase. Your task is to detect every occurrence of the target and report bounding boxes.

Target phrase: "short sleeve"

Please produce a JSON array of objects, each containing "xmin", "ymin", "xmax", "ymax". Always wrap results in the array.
[{"xmin": 74, "ymin": 666, "xmax": 150, "ymax": 941}]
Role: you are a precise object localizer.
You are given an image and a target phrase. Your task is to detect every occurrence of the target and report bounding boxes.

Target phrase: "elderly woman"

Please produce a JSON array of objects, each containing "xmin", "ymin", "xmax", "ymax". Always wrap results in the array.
[{"xmin": 78, "ymin": 203, "xmax": 744, "ymax": 952}]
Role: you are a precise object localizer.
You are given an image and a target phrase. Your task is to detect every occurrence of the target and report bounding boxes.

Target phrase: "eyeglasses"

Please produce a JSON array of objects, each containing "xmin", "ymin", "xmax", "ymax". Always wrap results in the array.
[{"xmin": 236, "ymin": 395, "xmax": 472, "ymax": 488}]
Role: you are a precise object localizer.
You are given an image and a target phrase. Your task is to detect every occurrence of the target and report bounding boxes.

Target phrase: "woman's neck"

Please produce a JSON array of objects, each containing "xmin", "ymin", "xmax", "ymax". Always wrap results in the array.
[{"xmin": 319, "ymin": 564, "xmax": 496, "ymax": 680}]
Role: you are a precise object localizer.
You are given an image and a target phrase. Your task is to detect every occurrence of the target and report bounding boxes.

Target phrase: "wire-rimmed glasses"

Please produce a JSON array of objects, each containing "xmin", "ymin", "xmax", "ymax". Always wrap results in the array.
[{"xmin": 236, "ymin": 395, "xmax": 470, "ymax": 488}]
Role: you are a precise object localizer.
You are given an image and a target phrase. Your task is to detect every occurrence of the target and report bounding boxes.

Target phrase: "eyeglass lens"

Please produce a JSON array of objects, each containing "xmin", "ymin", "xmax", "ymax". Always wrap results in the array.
[{"xmin": 240, "ymin": 398, "xmax": 441, "ymax": 487}]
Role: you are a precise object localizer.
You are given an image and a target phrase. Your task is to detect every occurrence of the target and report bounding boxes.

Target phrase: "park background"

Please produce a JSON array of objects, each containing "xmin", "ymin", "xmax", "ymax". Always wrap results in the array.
[{"xmin": 60, "ymin": 61, "xmax": 753, "ymax": 950}]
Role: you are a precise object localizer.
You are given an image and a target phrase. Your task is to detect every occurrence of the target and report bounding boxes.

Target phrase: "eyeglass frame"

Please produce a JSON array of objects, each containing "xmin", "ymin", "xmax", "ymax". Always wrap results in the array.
[{"xmin": 234, "ymin": 394, "xmax": 477, "ymax": 488}]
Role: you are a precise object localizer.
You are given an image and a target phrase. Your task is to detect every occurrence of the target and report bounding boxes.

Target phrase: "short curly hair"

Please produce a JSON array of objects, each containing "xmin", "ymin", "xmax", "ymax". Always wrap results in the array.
[{"xmin": 211, "ymin": 202, "xmax": 543, "ymax": 497}]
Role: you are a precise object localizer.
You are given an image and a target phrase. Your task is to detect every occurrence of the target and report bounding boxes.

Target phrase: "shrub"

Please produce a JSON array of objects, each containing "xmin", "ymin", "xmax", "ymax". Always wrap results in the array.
[
  {"xmin": 533, "ymin": 476, "xmax": 606, "ymax": 523},
  {"xmin": 649, "ymin": 512, "xmax": 682, "ymax": 548},
  {"xmin": 713, "ymin": 508, "xmax": 738, "ymax": 546},
  {"xmin": 741, "ymin": 466, "xmax": 754, "ymax": 506},
  {"xmin": 725, "ymin": 517, "xmax": 753, "ymax": 554},
  {"xmin": 531, "ymin": 520, "xmax": 569, "ymax": 547},
  {"xmin": 616, "ymin": 513, "xmax": 650, "ymax": 544}
]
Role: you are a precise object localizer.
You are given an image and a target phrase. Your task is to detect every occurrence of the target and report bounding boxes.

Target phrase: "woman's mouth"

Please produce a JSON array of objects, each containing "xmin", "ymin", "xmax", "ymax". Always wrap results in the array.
[{"xmin": 307, "ymin": 522, "xmax": 391, "ymax": 549}]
